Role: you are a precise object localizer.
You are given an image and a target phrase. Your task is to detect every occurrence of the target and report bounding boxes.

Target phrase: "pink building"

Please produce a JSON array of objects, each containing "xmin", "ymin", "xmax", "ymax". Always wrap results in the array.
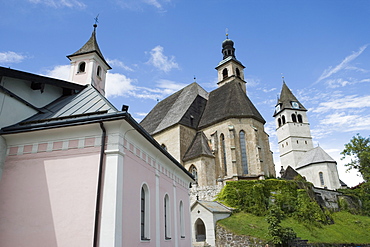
[{"xmin": 0, "ymin": 25, "xmax": 193, "ymax": 247}]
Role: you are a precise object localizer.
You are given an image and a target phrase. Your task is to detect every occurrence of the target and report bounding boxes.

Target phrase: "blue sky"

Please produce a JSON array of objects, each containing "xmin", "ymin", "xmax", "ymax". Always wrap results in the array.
[{"xmin": 1, "ymin": 0, "xmax": 370, "ymax": 186}]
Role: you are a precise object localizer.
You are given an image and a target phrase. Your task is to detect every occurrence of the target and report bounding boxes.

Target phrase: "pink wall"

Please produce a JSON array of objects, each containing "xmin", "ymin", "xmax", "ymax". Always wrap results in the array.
[
  {"xmin": 0, "ymin": 147, "xmax": 100, "ymax": 247},
  {"xmin": 122, "ymin": 144, "xmax": 192, "ymax": 247}
]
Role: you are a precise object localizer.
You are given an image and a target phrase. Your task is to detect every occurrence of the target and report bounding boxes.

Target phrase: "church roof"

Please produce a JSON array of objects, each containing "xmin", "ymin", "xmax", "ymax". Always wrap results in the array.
[
  {"xmin": 192, "ymin": 200, "xmax": 232, "ymax": 213},
  {"xmin": 1, "ymin": 85, "xmax": 118, "ymax": 133},
  {"xmin": 281, "ymin": 166, "xmax": 301, "ymax": 180},
  {"xmin": 198, "ymin": 80, "xmax": 265, "ymax": 128},
  {"xmin": 67, "ymin": 25, "xmax": 111, "ymax": 70},
  {"xmin": 296, "ymin": 146, "xmax": 336, "ymax": 169},
  {"xmin": 183, "ymin": 131, "xmax": 214, "ymax": 161},
  {"xmin": 273, "ymin": 82, "xmax": 306, "ymax": 116},
  {"xmin": 140, "ymin": 82, "xmax": 208, "ymax": 135}
]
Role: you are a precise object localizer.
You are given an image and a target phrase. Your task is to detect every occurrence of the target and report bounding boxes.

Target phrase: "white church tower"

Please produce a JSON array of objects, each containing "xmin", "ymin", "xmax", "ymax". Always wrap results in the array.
[
  {"xmin": 67, "ymin": 24, "xmax": 111, "ymax": 95},
  {"xmin": 273, "ymin": 81, "xmax": 314, "ymax": 169},
  {"xmin": 274, "ymin": 81, "xmax": 343, "ymax": 190}
]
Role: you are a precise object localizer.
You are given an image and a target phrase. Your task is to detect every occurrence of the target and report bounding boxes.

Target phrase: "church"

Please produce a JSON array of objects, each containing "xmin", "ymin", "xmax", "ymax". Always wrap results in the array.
[
  {"xmin": 140, "ymin": 36, "xmax": 276, "ymax": 202},
  {"xmin": 0, "ymin": 25, "xmax": 194, "ymax": 247},
  {"xmin": 141, "ymin": 36, "xmax": 345, "ymax": 246},
  {"xmin": 274, "ymin": 81, "xmax": 345, "ymax": 190}
]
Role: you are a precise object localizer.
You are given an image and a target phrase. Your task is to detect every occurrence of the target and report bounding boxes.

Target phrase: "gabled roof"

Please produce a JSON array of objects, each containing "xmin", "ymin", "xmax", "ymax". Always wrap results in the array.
[
  {"xmin": 296, "ymin": 146, "xmax": 336, "ymax": 169},
  {"xmin": 273, "ymin": 82, "xmax": 306, "ymax": 116},
  {"xmin": 191, "ymin": 200, "xmax": 232, "ymax": 214},
  {"xmin": 183, "ymin": 131, "xmax": 214, "ymax": 161},
  {"xmin": 140, "ymin": 82, "xmax": 208, "ymax": 135},
  {"xmin": 198, "ymin": 80, "xmax": 265, "ymax": 128},
  {"xmin": 281, "ymin": 166, "xmax": 301, "ymax": 180},
  {"xmin": 67, "ymin": 25, "xmax": 111, "ymax": 70},
  {"xmin": 1, "ymin": 85, "xmax": 117, "ymax": 133},
  {"xmin": 0, "ymin": 66, "xmax": 84, "ymax": 91}
]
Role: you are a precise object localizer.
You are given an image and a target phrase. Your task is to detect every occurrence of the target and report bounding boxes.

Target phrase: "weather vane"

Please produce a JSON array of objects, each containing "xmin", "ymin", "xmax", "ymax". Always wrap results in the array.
[
  {"xmin": 225, "ymin": 28, "xmax": 229, "ymax": 39},
  {"xmin": 94, "ymin": 14, "xmax": 99, "ymax": 25}
]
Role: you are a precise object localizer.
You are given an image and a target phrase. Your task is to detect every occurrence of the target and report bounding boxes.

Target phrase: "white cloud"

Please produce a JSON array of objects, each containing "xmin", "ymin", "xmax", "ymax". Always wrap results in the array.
[
  {"xmin": 105, "ymin": 72, "xmax": 136, "ymax": 98},
  {"xmin": 0, "ymin": 51, "xmax": 26, "ymax": 64},
  {"xmin": 315, "ymin": 44, "xmax": 368, "ymax": 84},
  {"xmin": 116, "ymin": 0, "xmax": 170, "ymax": 10},
  {"xmin": 44, "ymin": 65, "xmax": 70, "ymax": 80},
  {"xmin": 313, "ymin": 95, "xmax": 370, "ymax": 113},
  {"xmin": 28, "ymin": 0, "xmax": 86, "ymax": 8},
  {"xmin": 143, "ymin": 0, "xmax": 162, "ymax": 8},
  {"xmin": 147, "ymin": 45, "xmax": 179, "ymax": 72},
  {"xmin": 107, "ymin": 59, "xmax": 134, "ymax": 72}
]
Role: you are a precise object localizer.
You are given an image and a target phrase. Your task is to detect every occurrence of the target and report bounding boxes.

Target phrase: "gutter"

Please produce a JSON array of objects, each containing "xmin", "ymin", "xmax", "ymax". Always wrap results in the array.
[{"xmin": 93, "ymin": 122, "xmax": 106, "ymax": 247}]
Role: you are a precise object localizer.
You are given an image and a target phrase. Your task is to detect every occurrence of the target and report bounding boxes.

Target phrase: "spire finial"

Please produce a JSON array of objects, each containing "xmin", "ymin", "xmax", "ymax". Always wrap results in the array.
[
  {"xmin": 281, "ymin": 73, "xmax": 285, "ymax": 84},
  {"xmin": 93, "ymin": 14, "xmax": 99, "ymax": 30},
  {"xmin": 225, "ymin": 28, "xmax": 229, "ymax": 39},
  {"xmin": 194, "ymin": 76, "xmax": 196, "ymax": 82}
]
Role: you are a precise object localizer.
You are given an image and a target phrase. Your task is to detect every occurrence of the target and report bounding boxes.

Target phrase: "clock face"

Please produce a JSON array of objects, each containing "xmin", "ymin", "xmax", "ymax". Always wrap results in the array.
[
  {"xmin": 291, "ymin": 102, "xmax": 299, "ymax": 109},
  {"xmin": 275, "ymin": 104, "xmax": 281, "ymax": 112}
]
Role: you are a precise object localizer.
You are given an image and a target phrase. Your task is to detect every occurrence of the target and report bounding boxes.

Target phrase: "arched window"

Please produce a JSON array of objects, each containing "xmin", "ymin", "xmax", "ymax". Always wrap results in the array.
[
  {"xmin": 78, "ymin": 62, "xmax": 86, "ymax": 73},
  {"xmin": 278, "ymin": 118, "xmax": 282, "ymax": 127},
  {"xmin": 195, "ymin": 218, "xmax": 206, "ymax": 242},
  {"xmin": 222, "ymin": 68, "xmax": 228, "ymax": 79},
  {"xmin": 164, "ymin": 194, "xmax": 171, "ymax": 239},
  {"xmin": 236, "ymin": 68, "xmax": 240, "ymax": 77},
  {"xmin": 189, "ymin": 165, "xmax": 198, "ymax": 183},
  {"xmin": 297, "ymin": 114, "xmax": 303, "ymax": 123},
  {"xmin": 141, "ymin": 184, "xmax": 150, "ymax": 240},
  {"xmin": 239, "ymin": 130, "xmax": 248, "ymax": 174},
  {"xmin": 282, "ymin": 115, "xmax": 286, "ymax": 125},
  {"xmin": 179, "ymin": 201, "xmax": 185, "ymax": 238},
  {"xmin": 292, "ymin": 114, "xmax": 297, "ymax": 123},
  {"xmin": 319, "ymin": 172, "xmax": 325, "ymax": 186},
  {"xmin": 220, "ymin": 134, "xmax": 227, "ymax": 176},
  {"xmin": 97, "ymin": 65, "xmax": 101, "ymax": 77}
]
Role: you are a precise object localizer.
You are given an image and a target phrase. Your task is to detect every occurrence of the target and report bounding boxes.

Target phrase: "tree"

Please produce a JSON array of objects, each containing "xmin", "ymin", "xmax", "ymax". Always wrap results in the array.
[{"xmin": 341, "ymin": 134, "xmax": 370, "ymax": 182}]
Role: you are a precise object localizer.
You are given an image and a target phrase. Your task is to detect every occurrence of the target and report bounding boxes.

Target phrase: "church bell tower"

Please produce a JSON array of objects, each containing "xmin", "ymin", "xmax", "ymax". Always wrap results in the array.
[
  {"xmin": 273, "ymin": 81, "xmax": 313, "ymax": 169},
  {"xmin": 67, "ymin": 24, "xmax": 111, "ymax": 95},
  {"xmin": 215, "ymin": 34, "xmax": 247, "ymax": 93}
]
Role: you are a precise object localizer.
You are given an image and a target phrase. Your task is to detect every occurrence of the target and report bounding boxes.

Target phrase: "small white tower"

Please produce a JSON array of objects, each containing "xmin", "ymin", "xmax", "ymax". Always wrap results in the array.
[
  {"xmin": 273, "ymin": 81, "xmax": 314, "ymax": 169},
  {"xmin": 67, "ymin": 24, "xmax": 111, "ymax": 95},
  {"xmin": 215, "ymin": 34, "xmax": 247, "ymax": 93}
]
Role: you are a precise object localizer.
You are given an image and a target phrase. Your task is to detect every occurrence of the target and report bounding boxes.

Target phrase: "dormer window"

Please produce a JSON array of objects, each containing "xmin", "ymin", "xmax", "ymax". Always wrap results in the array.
[{"xmin": 78, "ymin": 62, "xmax": 86, "ymax": 73}]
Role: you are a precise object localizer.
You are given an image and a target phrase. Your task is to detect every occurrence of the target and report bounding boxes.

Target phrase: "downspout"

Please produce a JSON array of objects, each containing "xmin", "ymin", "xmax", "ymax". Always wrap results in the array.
[{"xmin": 93, "ymin": 122, "xmax": 106, "ymax": 247}]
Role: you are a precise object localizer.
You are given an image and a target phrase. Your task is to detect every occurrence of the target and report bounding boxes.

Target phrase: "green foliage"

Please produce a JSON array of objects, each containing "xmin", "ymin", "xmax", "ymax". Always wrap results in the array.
[
  {"xmin": 294, "ymin": 189, "xmax": 330, "ymax": 227},
  {"xmin": 218, "ymin": 211, "xmax": 370, "ymax": 244},
  {"xmin": 339, "ymin": 182, "xmax": 370, "ymax": 216},
  {"xmin": 341, "ymin": 133, "xmax": 370, "ymax": 182},
  {"xmin": 216, "ymin": 179, "xmax": 302, "ymax": 216},
  {"xmin": 266, "ymin": 203, "xmax": 296, "ymax": 246}
]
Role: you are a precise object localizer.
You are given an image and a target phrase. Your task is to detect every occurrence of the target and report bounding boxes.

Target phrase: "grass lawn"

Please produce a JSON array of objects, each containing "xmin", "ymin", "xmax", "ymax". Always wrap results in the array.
[{"xmin": 217, "ymin": 211, "xmax": 370, "ymax": 244}]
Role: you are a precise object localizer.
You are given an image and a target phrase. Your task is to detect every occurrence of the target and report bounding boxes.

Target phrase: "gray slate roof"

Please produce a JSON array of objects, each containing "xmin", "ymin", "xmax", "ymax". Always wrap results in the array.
[
  {"xmin": 273, "ymin": 82, "xmax": 306, "ymax": 116},
  {"xmin": 296, "ymin": 146, "xmax": 336, "ymax": 169},
  {"xmin": 140, "ymin": 82, "xmax": 208, "ymax": 135},
  {"xmin": 183, "ymin": 131, "xmax": 214, "ymax": 161},
  {"xmin": 193, "ymin": 201, "xmax": 232, "ymax": 213},
  {"xmin": 198, "ymin": 80, "xmax": 265, "ymax": 128},
  {"xmin": 67, "ymin": 26, "xmax": 111, "ymax": 70}
]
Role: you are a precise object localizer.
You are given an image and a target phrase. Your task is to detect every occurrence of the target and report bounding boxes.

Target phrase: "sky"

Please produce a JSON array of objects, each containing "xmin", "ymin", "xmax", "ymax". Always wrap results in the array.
[{"xmin": 1, "ymin": 0, "xmax": 370, "ymax": 187}]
